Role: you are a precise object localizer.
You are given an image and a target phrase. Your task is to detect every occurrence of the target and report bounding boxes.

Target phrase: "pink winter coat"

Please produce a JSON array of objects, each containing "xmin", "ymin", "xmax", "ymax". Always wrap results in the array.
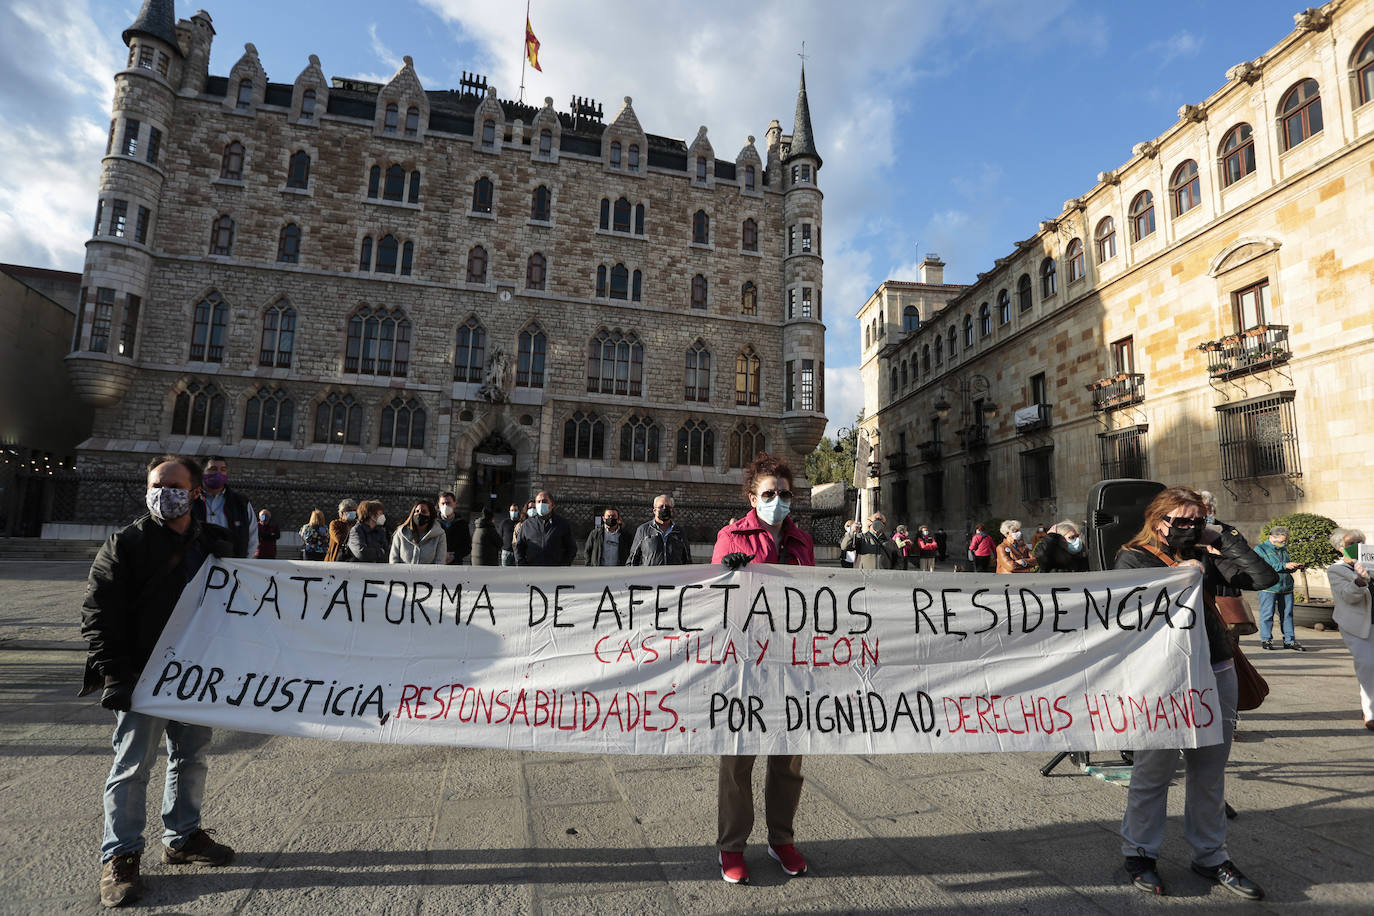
[{"xmin": 711, "ymin": 509, "xmax": 816, "ymax": 567}]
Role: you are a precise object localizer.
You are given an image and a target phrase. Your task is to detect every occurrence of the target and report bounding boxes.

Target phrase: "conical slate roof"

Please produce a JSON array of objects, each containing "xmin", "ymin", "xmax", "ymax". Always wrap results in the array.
[
  {"xmin": 123, "ymin": 0, "xmax": 181, "ymax": 53},
  {"xmin": 785, "ymin": 66, "xmax": 821, "ymax": 167}
]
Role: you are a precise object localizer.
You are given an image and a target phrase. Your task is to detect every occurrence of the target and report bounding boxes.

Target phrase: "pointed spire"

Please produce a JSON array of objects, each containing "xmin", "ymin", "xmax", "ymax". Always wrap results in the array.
[
  {"xmin": 785, "ymin": 65, "xmax": 821, "ymax": 167},
  {"xmin": 123, "ymin": 0, "xmax": 181, "ymax": 54}
]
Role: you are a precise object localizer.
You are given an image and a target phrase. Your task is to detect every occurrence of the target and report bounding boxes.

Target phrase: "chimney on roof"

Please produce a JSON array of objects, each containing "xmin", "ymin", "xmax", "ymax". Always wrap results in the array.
[{"xmin": 919, "ymin": 254, "xmax": 945, "ymax": 285}]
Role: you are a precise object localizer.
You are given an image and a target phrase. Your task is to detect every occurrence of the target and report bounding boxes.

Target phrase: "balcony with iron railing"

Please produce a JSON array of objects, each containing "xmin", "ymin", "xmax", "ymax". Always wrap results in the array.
[
  {"xmin": 1014, "ymin": 403, "xmax": 1052, "ymax": 435},
  {"xmin": 885, "ymin": 451, "xmax": 906, "ymax": 471},
  {"xmin": 1197, "ymin": 325, "xmax": 1291, "ymax": 380},
  {"xmin": 917, "ymin": 440, "xmax": 943, "ymax": 463},
  {"xmin": 957, "ymin": 424, "xmax": 989, "ymax": 450},
  {"xmin": 1088, "ymin": 373, "xmax": 1145, "ymax": 411}
]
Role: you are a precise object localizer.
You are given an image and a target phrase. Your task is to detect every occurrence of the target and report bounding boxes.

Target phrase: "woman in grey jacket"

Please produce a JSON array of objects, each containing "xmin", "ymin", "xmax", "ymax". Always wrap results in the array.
[
  {"xmin": 1327, "ymin": 527, "xmax": 1373, "ymax": 730},
  {"xmin": 389, "ymin": 500, "xmax": 447, "ymax": 565}
]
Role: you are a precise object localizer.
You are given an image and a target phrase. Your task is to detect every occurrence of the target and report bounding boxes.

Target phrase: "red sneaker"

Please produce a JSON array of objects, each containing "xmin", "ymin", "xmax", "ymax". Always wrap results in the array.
[
  {"xmin": 719, "ymin": 850, "xmax": 749, "ymax": 884},
  {"xmin": 768, "ymin": 843, "xmax": 807, "ymax": 876}
]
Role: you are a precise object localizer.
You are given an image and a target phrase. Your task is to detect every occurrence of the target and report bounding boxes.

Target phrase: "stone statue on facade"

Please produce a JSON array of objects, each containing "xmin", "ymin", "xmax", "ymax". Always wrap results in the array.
[{"xmin": 477, "ymin": 347, "xmax": 513, "ymax": 403}]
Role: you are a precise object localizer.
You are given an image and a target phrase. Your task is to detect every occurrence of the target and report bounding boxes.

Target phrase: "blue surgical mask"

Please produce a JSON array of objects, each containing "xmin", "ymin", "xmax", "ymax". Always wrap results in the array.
[
  {"xmin": 509, "ymin": 510, "xmax": 519, "ymax": 520},
  {"xmin": 345, "ymin": 511, "xmax": 357, "ymax": 521},
  {"xmin": 1066, "ymin": 537, "xmax": 1083, "ymax": 553},
  {"xmin": 526, "ymin": 507, "xmax": 536, "ymax": 518},
  {"xmin": 536, "ymin": 503, "xmax": 552, "ymax": 517},
  {"xmin": 756, "ymin": 497, "xmax": 790, "ymax": 526}
]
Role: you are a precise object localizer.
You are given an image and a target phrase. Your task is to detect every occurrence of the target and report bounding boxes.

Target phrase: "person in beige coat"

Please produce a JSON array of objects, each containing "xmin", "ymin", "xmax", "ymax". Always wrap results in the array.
[
  {"xmin": 388, "ymin": 500, "xmax": 447, "ymax": 565},
  {"xmin": 1327, "ymin": 527, "xmax": 1374, "ymax": 730}
]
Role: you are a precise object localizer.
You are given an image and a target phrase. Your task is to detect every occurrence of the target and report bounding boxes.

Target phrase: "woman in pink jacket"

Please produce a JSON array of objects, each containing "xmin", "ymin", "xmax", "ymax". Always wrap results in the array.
[{"xmin": 710, "ymin": 452, "xmax": 814, "ymax": 884}]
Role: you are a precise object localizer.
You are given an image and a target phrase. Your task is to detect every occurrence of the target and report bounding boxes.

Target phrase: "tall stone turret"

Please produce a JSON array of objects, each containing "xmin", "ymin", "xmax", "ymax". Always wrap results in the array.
[
  {"xmin": 779, "ymin": 66, "xmax": 826, "ymax": 461},
  {"xmin": 67, "ymin": 0, "xmax": 188, "ymax": 405}
]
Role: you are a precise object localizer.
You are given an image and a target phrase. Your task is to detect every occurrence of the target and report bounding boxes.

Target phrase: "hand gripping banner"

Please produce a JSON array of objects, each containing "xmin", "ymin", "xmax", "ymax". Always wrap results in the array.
[{"xmin": 133, "ymin": 560, "xmax": 1224, "ymax": 755}]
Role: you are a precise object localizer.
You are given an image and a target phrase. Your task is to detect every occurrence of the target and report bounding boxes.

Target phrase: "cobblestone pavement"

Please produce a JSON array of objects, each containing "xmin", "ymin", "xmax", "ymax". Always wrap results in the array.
[{"xmin": 1, "ymin": 560, "xmax": 1370, "ymax": 914}]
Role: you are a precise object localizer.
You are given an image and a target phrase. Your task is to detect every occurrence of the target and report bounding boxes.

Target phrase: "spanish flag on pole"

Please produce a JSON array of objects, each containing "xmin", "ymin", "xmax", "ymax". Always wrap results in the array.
[{"xmin": 525, "ymin": 15, "xmax": 542, "ymax": 72}]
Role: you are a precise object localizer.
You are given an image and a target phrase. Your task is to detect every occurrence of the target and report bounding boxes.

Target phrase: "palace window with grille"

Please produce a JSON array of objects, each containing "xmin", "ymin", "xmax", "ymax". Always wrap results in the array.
[
  {"xmin": 1019, "ymin": 447, "xmax": 1055, "ymax": 501},
  {"xmin": 1099, "ymin": 426, "xmax": 1148, "ymax": 480},
  {"xmin": 1216, "ymin": 392, "xmax": 1301, "ymax": 481}
]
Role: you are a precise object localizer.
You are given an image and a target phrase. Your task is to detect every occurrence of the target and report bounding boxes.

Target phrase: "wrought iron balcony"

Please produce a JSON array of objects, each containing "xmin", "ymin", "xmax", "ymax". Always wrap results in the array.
[
  {"xmin": 1198, "ymin": 325, "xmax": 1291, "ymax": 380},
  {"xmin": 1014, "ymin": 403, "xmax": 1053, "ymax": 434},
  {"xmin": 885, "ymin": 451, "xmax": 906, "ymax": 471},
  {"xmin": 917, "ymin": 440, "xmax": 943, "ymax": 463},
  {"xmin": 1089, "ymin": 373, "xmax": 1145, "ymax": 411},
  {"xmin": 958, "ymin": 424, "xmax": 989, "ymax": 450}
]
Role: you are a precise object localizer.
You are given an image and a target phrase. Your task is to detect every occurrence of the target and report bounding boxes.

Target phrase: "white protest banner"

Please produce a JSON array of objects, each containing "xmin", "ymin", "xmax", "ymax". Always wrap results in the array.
[{"xmin": 132, "ymin": 560, "xmax": 1223, "ymax": 755}]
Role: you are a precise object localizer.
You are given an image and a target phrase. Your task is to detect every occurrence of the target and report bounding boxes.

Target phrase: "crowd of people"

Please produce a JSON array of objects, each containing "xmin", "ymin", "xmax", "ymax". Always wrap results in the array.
[{"xmin": 78, "ymin": 452, "xmax": 1372, "ymax": 906}]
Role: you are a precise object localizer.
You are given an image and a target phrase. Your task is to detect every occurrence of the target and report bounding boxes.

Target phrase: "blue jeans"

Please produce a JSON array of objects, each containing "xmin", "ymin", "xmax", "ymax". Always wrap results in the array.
[
  {"xmin": 102, "ymin": 710, "xmax": 213, "ymax": 861},
  {"xmin": 1258, "ymin": 591, "xmax": 1295, "ymax": 643},
  {"xmin": 500, "ymin": 549, "xmax": 515, "ymax": 567}
]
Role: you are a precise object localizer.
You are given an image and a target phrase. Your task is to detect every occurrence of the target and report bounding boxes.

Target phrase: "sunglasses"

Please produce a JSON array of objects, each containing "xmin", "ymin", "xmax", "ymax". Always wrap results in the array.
[
  {"xmin": 1162, "ymin": 515, "xmax": 1203, "ymax": 529},
  {"xmin": 758, "ymin": 489, "xmax": 793, "ymax": 501}
]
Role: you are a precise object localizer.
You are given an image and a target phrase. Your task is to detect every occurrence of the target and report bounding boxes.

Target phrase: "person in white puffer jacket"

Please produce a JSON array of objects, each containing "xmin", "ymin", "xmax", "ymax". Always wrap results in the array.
[{"xmin": 388, "ymin": 500, "xmax": 447, "ymax": 565}]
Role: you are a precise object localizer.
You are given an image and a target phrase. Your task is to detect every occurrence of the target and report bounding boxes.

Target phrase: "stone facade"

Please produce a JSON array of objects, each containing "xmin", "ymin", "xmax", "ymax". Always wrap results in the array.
[
  {"xmin": 859, "ymin": 0, "xmax": 1374, "ymax": 543},
  {"xmin": 65, "ymin": 1, "xmax": 826, "ymax": 532}
]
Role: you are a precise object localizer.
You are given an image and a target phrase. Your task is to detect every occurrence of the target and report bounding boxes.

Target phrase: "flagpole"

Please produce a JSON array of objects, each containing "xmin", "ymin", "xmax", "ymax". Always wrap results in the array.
[{"xmin": 519, "ymin": 0, "xmax": 530, "ymax": 103}]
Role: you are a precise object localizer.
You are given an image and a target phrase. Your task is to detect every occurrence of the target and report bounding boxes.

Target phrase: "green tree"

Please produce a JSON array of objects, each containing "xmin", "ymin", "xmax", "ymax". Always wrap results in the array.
[
  {"xmin": 1260, "ymin": 512, "xmax": 1340, "ymax": 600},
  {"xmin": 805, "ymin": 412, "xmax": 862, "ymax": 485}
]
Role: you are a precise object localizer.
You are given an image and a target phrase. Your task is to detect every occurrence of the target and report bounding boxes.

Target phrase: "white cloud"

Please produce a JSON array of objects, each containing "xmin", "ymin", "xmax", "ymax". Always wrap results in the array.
[
  {"xmin": 1148, "ymin": 30, "xmax": 1203, "ymax": 66},
  {"xmin": 824, "ymin": 364, "xmax": 866, "ymax": 439},
  {"xmin": 365, "ymin": 22, "xmax": 440, "ymax": 86}
]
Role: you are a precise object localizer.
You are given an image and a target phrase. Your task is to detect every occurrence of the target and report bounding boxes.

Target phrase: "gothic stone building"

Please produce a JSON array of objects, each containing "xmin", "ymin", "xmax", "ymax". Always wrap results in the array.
[
  {"xmin": 62, "ymin": 0, "xmax": 827, "ymax": 535},
  {"xmin": 858, "ymin": 0, "xmax": 1374, "ymax": 545}
]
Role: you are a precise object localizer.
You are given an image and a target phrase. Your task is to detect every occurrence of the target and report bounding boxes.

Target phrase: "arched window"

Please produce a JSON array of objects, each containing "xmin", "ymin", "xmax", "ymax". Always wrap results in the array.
[
  {"xmin": 628, "ymin": 144, "xmax": 640, "ymax": 172},
  {"xmin": 685, "ymin": 340, "xmax": 711, "ymax": 401},
  {"xmin": 632, "ymin": 269, "xmax": 642, "ymax": 302},
  {"xmin": 472, "ymin": 177, "xmax": 493, "ymax": 213},
  {"xmin": 401, "ymin": 240, "xmax": 414, "ymax": 276},
  {"xmin": 599, "ymin": 198, "xmax": 610, "ymax": 230},
  {"xmin": 313, "ymin": 392, "xmax": 361, "ymax": 445},
  {"xmin": 300, "ymin": 89, "xmax": 316, "ymax": 121},
  {"xmin": 286, "ymin": 150, "xmax": 310, "ymax": 188},
  {"xmin": 889, "ymin": 366, "xmax": 899, "ymax": 393},
  {"xmin": 1169, "ymin": 160, "xmax": 1200, "ymax": 217},
  {"xmin": 899, "ymin": 360, "xmax": 908, "ymax": 389},
  {"xmin": 171, "ymin": 381, "xmax": 224, "ymax": 436},
  {"xmin": 243, "ymin": 388, "xmax": 293, "ymax": 441},
  {"xmin": 677, "ymin": 419, "xmax": 714, "ymax": 466},
  {"xmin": 454, "ymin": 316, "xmax": 486, "ymax": 382},
  {"xmin": 947, "ymin": 326, "xmax": 958, "ymax": 359},
  {"xmin": 1066, "ymin": 238, "xmax": 1085, "ymax": 282},
  {"xmin": 189, "ymin": 292, "xmax": 228, "ymax": 362},
  {"xmin": 359, "ymin": 236, "xmax": 373, "ymax": 271},
  {"xmin": 259, "ymin": 301, "xmax": 295, "ymax": 368},
  {"xmin": 380, "ymin": 396, "xmax": 426, "ymax": 448},
  {"xmin": 609, "ymin": 263, "xmax": 629, "ymax": 300},
  {"xmin": 1095, "ymin": 217, "xmax": 1117, "ymax": 262},
  {"xmin": 376, "ymin": 235, "xmax": 399, "ymax": 274},
  {"xmin": 997, "ymin": 289, "xmax": 1010, "ymax": 325},
  {"xmin": 517, "ymin": 323, "xmax": 546, "ymax": 388},
  {"xmin": 466, "ymin": 245, "xmax": 488, "ymax": 284},
  {"xmin": 384, "ymin": 164, "xmax": 405, "ymax": 201},
  {"xmin": 743, "ymin": 164, "xmax": 755, "ymax": 191},
  {"xmin": 236, "ymin": 79, "xmax": 253, "ymax": 110},
  {"xmin": 587, "ymin": 329, "xmax": 644, "ymax": 396},
  {"xmin": 531, "ymin": 185, "xmax": 551, "ymax": 221},
  {"xmin": 695, "ymin": 156, "xmax": 708, "ymax": 184},
  {"xmin": 690, "ymin": 274, "xmax": 708, "ymax": 310},
  {"xmin": 1129, "ymin": 191, "xmax": 1156, "ymax": 242},
  {"xmin": 963, "ymin": 314, "xmax": 974, "ymax": 348},
  {"xmin": 404, "ymin": 106, "xmax": 419, "ymax": 137},
  {"xmin": 729, "ymin": 423, "xmax": 765, "ymax": 469},
  {"xmin": 741, "ymin": 281, "xmax": 757, "ymax": 315},
  {"xmin": 735, "ymin": 347, "xmax": 761, "ymax": 407},
  {"xmin": 1220, "ymin": 124, "xmax": 1256, "ymax": 188},
  {"xmin": 934, "ymin": 337, "xmax": 943, "ymax": 367},
  {"xmin": 1017, "ymin": 273, "xmax": 1033, "ymax": 312},
  {"xmin": 979, "ymin": 302, "xmax": 992, "ymax": 337},
  {"xmin": 526, "ymin": 252, "xmax": 547, "ymax": 290},
  {"xmin": 1356, "ymin": 31, "xmax": 1374, "ymax": 106},
  {"xmin": 538, "ymin": 129, "xmax": 553, "ymax": 158},
  {"xmin": 408, "ymin": 170, "xmax": 421, "ymax": 203},
  {"xmin": 742, "ymin": 218, "xmax": 758, "ymax": 252},
  {"xmin": 1279, "ymin": 79, "xmax": 1323, "ymax": 150},
  {"xmin": 692, "ymin": 209, "xmax": 710, "ymax": 244},
  {"xmin": 634, "ymin": 203, "xmax": 645, "ymax": 235},
  {"xmin": 367, "ymin": 165, "xmax": 380, "ymax": 198},
  {"xmin": 481, "ymin": 119, "xmax": 496, "ymax": 149},
  {"xmin": 277, "ymin": 223, "xmax": 301, "ymax": 263},
  {"xmin": 902, "ymin": 305, "xmax": 919, "ymax": 332},
  {"xmin": 1040, "ymin": 257, "xmax": 1057, "ymax": 297},
  {"xmin": 345, "ymin": 305, "xmax": 411, "ymax": 377},
  {"xmin": 596, "ymin": 265, "xmax": 608, "ymax": 298},
  {"xmin": 613, "ymin": 197, "xmax": 631, "ymax": 233},
  {"xmin": 209, "ymin": 214, "xmax": 234, "ymax": 255},
  {"xmin": 609, "ymin": 140, "xmax": 622, "ymax": 168},
  {"xmin": 864, "ymin": 325, "xmax": 870, "ymax": 349},
  {"xmin": 620, "ymin": 414, "xmax": 659, "ymax": 462},
  {"xmin": 921, "ymin": 344, "xmax": 931, "ymax": 374},
  {"xmin": 383, "ymin": 102, "xmax": 399, "ymax": 133},
  {"xmin": 220, "ymin": 141, "xmax": 245, "ymax": 180},
  {"xmin": 563, "ymin": 411, "xmax": 605, "ymax": 460}
]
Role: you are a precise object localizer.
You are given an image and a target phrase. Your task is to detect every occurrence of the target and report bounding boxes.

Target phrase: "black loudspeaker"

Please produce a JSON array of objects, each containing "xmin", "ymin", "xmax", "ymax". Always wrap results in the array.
[{"xmin": 1086, "ymin": 479, "xmax": 1165, "ymax": 571}]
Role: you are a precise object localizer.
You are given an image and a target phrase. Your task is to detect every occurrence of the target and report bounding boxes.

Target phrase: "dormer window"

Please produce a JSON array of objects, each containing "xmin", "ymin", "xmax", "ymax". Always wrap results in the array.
[
  {"xmin": 301, "ymin": 89, "xmax": 316, "ymax": 121},
  {"xmin": 610, "ymin": 141, "xmax": 621, "ymax": 168},
  {"xmin": 405, "ymin": 106, "xmax": 419, "ymax": 137},
  {"xmin": 236, "ymin": 79, "xmax": 253, "ymax": 110},
  {"xmin": 384, "ymin": 103, "xmax": 399, "ymax": 133},
  {"xmin": 481, "ymin": 120, "xmax": 496, "ymax": 149},
  {"xmin": 696, "ymin": 156, "xmax": 708, "ymax": 184},
  {"xmin": 744, "ymin": 165, "xmax": 755, "ymax": 190},
  {"xmin": 539, "ymin": 129, "xmax": 553, "ymax": 158},
  {"xmin": 628, "ymin": 144, "xmax": 640, "ymax": 172}
]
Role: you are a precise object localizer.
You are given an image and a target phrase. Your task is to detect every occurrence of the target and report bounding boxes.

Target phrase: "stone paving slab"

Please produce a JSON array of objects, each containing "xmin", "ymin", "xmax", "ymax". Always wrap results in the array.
[{"xmin": 1, "ymin": 561, "xmax": 1371, "ymax": 913}]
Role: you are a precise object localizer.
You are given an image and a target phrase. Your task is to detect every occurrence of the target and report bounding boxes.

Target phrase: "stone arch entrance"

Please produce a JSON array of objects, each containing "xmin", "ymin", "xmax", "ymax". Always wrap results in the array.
[{"xmin": 469, "ymin": 431, "xmax": 517, "ymax": 513}]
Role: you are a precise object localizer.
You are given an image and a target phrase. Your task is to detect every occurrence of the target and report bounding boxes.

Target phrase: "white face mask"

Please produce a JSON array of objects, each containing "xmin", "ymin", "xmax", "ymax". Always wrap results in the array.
[
  {"xmin": 1012, "ymin": 531, "xmax": 1024, "ymax": 541},
  {"xmin": 376, "ymin": 514, "xmax": 387, "ymax": 527},
  {"xmin": 439, "ymin": 504, "xmax": 455, "ymax": 519},
  {"xmin": 526, "ymin": 507, "xmax": 537, "ymax": 518},
  {"xmin": 756, "ymin": 497, "xmax": 790, "ymax": 526}
]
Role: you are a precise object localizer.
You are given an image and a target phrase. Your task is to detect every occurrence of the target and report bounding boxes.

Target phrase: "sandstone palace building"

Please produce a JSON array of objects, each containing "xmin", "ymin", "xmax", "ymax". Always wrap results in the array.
[
  {"xmin": 858, "ymin": 0, "xmax": 1374, "ymax": 539},
  {"xmin": 62, "ymin": 0, "xmax": 826, "ymax": 532}
]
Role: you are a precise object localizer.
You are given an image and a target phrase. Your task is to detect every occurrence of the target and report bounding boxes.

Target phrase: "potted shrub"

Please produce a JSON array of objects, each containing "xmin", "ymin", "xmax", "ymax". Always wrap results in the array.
[{"xmin": 1260, "ymin": 513, "xmax": 1340, "ymax": 628}]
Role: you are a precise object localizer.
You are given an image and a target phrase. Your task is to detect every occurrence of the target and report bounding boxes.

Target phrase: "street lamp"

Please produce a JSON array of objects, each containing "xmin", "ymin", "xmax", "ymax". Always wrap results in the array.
[{"xmin": 933, "ymin": 375, "xmax": 998, "ymax": 423}]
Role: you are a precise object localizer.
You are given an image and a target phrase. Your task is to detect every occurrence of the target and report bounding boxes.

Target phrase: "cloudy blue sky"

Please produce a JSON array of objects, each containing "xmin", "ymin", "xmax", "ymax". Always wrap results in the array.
[{"xmin": 0, "ymin": 0, "xmax": 1305, "ymax": 435}]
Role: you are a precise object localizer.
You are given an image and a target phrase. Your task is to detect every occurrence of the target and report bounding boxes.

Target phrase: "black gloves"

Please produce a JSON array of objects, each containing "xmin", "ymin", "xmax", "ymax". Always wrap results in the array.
[
  {"xmin": 721, "ymin": 552, "xmax": 754, "ymax": 571},
  {"xmin": 100, "ymin": 680, "xmax": 133, "ymax": 712}
]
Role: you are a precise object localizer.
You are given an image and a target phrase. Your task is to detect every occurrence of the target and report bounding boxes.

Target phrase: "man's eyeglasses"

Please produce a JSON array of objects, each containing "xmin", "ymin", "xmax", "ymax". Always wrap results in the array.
[
  {"xmin": 758, "ymin": 489, "xmax": 793, "ymax": 501},
  {"xmin": 1162, "ymin": 515, "xmax": 1203, "ymax": 529}
]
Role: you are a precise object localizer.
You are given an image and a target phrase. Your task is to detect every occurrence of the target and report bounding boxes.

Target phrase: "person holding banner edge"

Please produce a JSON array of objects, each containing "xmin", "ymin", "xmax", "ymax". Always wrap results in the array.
[
  {"xmin": 1114, "ymin": 486, "xmax": 1276, "ymax": 900},
  {"xmin": 711, "ymin": 452, "xmax": 814, "ymax": 884},
  {"xmin": 81, "ymin": 455, "xmax": 237, "ymax": 908}
]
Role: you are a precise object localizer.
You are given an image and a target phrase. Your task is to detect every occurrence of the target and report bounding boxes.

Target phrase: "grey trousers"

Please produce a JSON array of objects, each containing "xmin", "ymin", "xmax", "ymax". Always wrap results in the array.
[{"xmin": 1121, "ymin": 663, "xmax": 1238, "ymax": 866}]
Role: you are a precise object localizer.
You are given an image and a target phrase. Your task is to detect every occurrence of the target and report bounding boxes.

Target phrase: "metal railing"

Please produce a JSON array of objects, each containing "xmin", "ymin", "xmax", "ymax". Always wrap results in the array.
[
  {"xmin": 1014, "ymin": 403, "xmax": 1053, "ymax": 434},
  {"xmin": 1090, "ymin": 373, "xmax": 1145, "ymax": 411},
  {"xmin": 1202, "ymin": 325, "xmax": 1291, "ymax": 380},
  {"xmin": 917, "ymin": 440, "xmax": 942, "ymax": 463}
]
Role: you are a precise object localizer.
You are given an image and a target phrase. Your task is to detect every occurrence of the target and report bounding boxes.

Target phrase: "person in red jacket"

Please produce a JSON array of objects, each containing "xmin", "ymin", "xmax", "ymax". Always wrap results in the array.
[
  {"xmin": 710, "ymin": 452, "xmax": 814, "ymax": 884},
  {"xmin": 915, "ymin": 525, "xmax": 939, "ymax": 572}
]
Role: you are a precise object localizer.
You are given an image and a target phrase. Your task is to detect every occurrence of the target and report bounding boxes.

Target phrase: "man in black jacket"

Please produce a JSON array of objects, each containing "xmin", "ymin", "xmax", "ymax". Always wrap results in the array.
[
  {"xmin": 83, "ymin": 456, "xmax": 235, "ymax": 908},
  {"xmin": 191, "ymin": 455, "xmax": 255, "ymax": 558},
  {"xmin": 499, "ymin": 502, "xmax": 520, "ymax": 566},
  {"xmin": 584, "ymin": 506, "xmax": 628, "ymax": 566},
  {"xmin": 627, "ymin": 494, "xmax": 693, "ymax": 566},
  {"xmin": 839, "ymin": 512, "xmax": 900, "ymax": 569},
  {"xmin": 515, "ymin": 490, "xmax": 577, "ymax": 566},
  {"xmin": 437, "ymin": 491, "xmax": 471, "ymax": 565}
]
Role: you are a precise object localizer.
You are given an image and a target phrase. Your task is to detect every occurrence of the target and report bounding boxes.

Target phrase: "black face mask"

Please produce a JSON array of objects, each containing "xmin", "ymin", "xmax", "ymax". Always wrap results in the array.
[
  {"xmin": 414, "ymin": 514, "xmax": 431, "ymax": 528},
  {"xmin": 603, "ymin": 518, "xmax": 617, "ymax": 529},
  {"xmin": 1166, "ymin": 527, "xmax": 1200, "ymax": 552},
  {"xmin": 655, "ymin": 507, "xmax": 672, "ymax": 520}
]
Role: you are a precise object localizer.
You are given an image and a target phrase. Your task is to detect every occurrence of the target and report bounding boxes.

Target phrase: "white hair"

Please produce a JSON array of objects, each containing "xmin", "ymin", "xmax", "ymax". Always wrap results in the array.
[
  {"xmin": 1000, "ymin": 519, "xmax": 1022, "ymax": 536},
  {"xmin": 1053, "ymin": 520, "xmax": 1079, "ymax": 536},
  {"xmin": 1330, "ymin": 527, "xmax": 1366, "ymax": 550}
]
